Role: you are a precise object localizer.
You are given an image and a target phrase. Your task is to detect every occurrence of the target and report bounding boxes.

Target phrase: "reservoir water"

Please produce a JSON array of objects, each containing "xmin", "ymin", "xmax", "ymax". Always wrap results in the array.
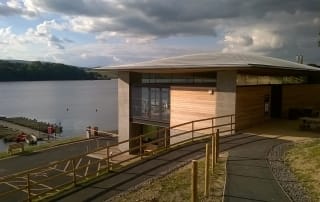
[{"xmin": 0, "ymin": 80, "xmax": 117, "ymax": 151}]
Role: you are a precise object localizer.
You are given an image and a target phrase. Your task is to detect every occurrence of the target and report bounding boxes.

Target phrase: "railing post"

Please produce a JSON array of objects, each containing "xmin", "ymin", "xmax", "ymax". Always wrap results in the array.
[
  {"xmin": 230, "ymin": 115, "xmax": 233, "ymax": 135},
  {"xmin": 211, "ymin": 118, "xmax": 214, "ymax": 135},
  {"xmin": 106, "ymin": 146, "xmax": 110, "ymax": 172},
  {"xmin": 140, "ymin": 135, "xmax": 143, "ymax": 159},
  {"xmin": 27, "ymin": 173, "xmax": 31, "ymax": 202},
  {"xmin": 72, "ymin": 159, "xmax": 77, "ymax": 186},
  {"xmin": 204, "ymin": 144, "xmax": 210, "ymax": 197},
  {"xmin": 215, "ymin": 129, "xmax": 220, "ymax": 163},
  {"xmin": 211, "ymin": 134, "xmax": 216, "ymax": 172},
  {"xmin": 191, "ymin": 121, "xmax": 194, "ymax": 142},
  {"xmin": 191, "ymin": 160, "xmax": 198, "ymax": 202},
  {"xmin": 233, "ymin": 114, "xmax": 236, "ymax": 134},
  {"xmin": 164, "ymin": 129, "xmax": 167, "ymax": 150}
]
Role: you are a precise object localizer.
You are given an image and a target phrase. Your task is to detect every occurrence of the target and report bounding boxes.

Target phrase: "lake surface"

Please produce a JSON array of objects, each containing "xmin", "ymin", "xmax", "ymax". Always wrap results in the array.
[{"xmin": 0, "ymin": 80, "xmax": 118, "ymax": 151}]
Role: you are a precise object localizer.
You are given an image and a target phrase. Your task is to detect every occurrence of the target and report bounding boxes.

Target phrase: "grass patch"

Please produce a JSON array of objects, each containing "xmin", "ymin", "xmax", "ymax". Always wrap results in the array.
[
  {"xmin": 0, "ymin": 125, "xmax": 18, "ymax": 140},
  {"xmin": 0, "ymin": 117, "xmax": 62, "ymax": 133},
  {"xmin": 0, "ymin": 136, "xmax": 86, "ymax": 159},
  {"xmin": 285, "ymin": 139, "xmax": 320, "ymax": 201},
  {"xmin": 110, "ymin": 154, "xmax": 227, "ymax": 202}
]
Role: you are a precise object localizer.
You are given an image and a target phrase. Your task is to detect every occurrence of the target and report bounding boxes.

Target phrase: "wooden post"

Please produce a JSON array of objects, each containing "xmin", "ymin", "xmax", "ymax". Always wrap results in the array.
[
  {"xmin": 215, "ymin": 129, "xmax": 220, "ymax": 163},
  {"xmin": 191, "ymin": 160, "xmax": 198, "ymax": 202},
  {"xmin": 204, "ymin": 144, "xmax": 210, "ymax": 197},
  {"xmin": 96, "ymin": 139, "xmax": 99, "ymax": 149},
  {"xmin": 164, "ymin": 129, "xmax": 167, "ymax": 150},
  {"xmin": 211, "ymin": 134, "xmax": 216, "ymax": 171},
  {"xmin": 106, "ymin": 146, "xmax": 110, "ymax": 172},
  {"xmin": 72, "ymin": 159, "xmax": 77, "ymax": 186},
  {"xmin": 191, "ymin": 121, "xmax": 194, "ymax": 142},
  {"xmin": 27, "ymin": 173, "xmax": 31, "ymax": 202},
  {"xmin": 140, "ymin": 136, "xmax": 143, "ymax": 159},
  {"xmin": 211, "ymin": 118, "xmax": 214, "ymax": 134},
  {"xmin": 230, "ymin": 115, "xmax": 233, "ymax": 135}
]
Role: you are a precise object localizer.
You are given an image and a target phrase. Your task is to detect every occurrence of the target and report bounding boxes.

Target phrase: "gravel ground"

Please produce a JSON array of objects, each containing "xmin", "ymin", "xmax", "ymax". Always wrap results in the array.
[{"xmin": 267, "ymin": 142, "xmax": 312, "ymax": 202}]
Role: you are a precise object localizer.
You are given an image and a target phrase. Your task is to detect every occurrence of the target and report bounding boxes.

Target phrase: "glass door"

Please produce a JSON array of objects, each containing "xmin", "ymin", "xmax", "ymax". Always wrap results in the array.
[{"xmin": 150, "ymin": 88, "xmax": 161, "ymax": 120}]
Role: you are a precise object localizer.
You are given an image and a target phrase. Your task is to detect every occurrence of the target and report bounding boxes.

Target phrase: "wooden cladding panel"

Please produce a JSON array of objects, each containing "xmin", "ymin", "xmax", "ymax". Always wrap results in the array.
[
  {"xmin": 170, "ymin": 87, "xmax": 216, "ymax": 131},
  {"xmin": 282, "ymin": 84, "xmax": 320, "ymax": 117},
  {"xmin": 236, "ymin": 86, "xmax": 271, "ymax": 130}
]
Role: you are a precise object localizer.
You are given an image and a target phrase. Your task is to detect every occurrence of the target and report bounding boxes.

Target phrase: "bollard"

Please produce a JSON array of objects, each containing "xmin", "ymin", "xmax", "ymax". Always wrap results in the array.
[
  {"xmin": 86, "ymin": 126, "xmax": 91, "ymax": 138},
  {"xmin": 204, "ymin": 144, "xmax": 210, "ymax": 197},
  {"xmin": 191, "ymin": 160, "xmax": 198, "ymax": 202}
]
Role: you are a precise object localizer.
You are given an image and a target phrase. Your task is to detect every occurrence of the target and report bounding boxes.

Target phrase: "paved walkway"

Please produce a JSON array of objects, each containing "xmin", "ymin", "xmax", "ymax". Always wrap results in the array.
[
  {"xmin": 49, "ymin": 133, "xmax": 292, "ymax": 202},
  {"xmin": 0, "ymin": 133, "xmax": 293, "ymax": 201},
  {"xmin": 224, "ymin": 135, "xmax": 291, "ymax": 202}
]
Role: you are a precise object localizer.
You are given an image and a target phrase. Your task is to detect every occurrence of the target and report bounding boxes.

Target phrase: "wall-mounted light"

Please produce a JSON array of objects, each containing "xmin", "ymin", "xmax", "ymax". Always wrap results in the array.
[{"xmin": 208, "ymin": 89, "xmax": 214, "ymax": 95}]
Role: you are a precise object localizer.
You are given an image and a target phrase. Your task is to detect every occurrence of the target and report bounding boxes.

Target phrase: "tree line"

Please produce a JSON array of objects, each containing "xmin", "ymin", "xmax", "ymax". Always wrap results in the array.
[{"xmin": 0, "ymin": 60, "xmax": 107, "ymax": 81}]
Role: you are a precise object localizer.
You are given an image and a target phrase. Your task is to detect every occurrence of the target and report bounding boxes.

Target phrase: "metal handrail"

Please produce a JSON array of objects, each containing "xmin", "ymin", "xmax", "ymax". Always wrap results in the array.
[{"xmin": 0, "ymin": 114, "xmax": 235, "ymax": 201}]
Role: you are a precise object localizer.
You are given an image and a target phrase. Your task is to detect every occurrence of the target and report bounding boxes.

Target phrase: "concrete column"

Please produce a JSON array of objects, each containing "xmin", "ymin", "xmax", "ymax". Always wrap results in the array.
[
  {"xmin": 216, "ymin": 71, "xmax": 237, "ymax": 116},
  {"xmin": 118, "ymin": 72, "xmax": 130, "ymax": 151},
  {"xmin": 215, "ymin": 71, "xmax": 237, "ymax": 133}
]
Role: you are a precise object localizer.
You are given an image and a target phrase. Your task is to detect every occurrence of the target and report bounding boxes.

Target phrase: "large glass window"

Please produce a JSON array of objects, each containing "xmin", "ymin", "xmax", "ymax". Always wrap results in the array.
[
  {"xmin": 130, "ymin": 72, "xmax": 216, "ymax": 123},
  {"xmin": 131, "ymin": 87, "xmax": 170, "ymax": 123}
]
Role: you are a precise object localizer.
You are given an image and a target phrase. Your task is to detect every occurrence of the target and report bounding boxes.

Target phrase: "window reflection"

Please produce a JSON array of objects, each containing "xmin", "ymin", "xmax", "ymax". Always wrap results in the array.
[{"xmin": 131, "ymin": 87, "xmax": 170, "ymax": 122}]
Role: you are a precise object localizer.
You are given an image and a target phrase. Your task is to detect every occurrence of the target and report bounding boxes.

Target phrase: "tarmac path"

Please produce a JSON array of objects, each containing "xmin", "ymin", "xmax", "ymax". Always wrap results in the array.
[
  {"xmin": 50, "ymin": 133, "xmax": 291, "ymax": 202},
  {"xmin": 0, "ymin": 133, "xmax": 292, "ymax": 202},
  {"xmin": 0, "ymin": 136, "xmax": 117, "ymax": 176},
  {"xmin": 224, "ymin": 136, "xmax": 291, "ymax": 202}
]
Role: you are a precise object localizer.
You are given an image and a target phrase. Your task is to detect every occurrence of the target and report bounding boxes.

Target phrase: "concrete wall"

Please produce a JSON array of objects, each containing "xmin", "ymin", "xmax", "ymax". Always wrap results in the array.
[
  {"xmin": 216, "ymin": 71, "xmax": 237, "ymax": 116},
  {"xmin": 215, "ymin": 71, "xmax": 237, "ymax": 134},
  {"xmin": 118, "ymin": 72, "xmax": 130, "ymax": 151}
]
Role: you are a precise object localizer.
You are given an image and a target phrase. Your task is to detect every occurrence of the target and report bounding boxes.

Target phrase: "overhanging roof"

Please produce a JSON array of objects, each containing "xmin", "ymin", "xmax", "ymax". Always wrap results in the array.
[{"xmin": 98, "ymin": 53, "xmax": 320, "ymax": 74}]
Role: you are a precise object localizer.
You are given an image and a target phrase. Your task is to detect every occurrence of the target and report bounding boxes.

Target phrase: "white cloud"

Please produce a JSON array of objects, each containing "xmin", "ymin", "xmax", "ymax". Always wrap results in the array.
[
  {"xmin": 223, "ymin": 28, "xmax": 284, "ymax": 55},
  {"xmin": 0, "ymin": 19, "xmax": 73, "ymax": 62},
  {"xmin": 0, "ymin": 0, "xmax": 37, "ymax": 18},
  {"xmin": 1, "ymin": 0, "xmax": 320, "ymax": 65},
  {"xmin": 6, "ymin": 0, "xmax": 23, "ymax": 9}
]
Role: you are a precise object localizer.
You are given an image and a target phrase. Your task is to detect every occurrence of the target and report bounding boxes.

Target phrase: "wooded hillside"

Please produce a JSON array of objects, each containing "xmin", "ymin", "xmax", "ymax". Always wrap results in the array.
[{"xmin": 0, "ymin": 60, "xmax": 106, "ymax": 81}]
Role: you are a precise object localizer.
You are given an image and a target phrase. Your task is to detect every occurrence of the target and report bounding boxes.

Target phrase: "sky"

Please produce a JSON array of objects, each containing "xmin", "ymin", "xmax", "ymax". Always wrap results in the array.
[{"xmin": 0, "ymin": 0, "xmax": 319, "ymax": 67}]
